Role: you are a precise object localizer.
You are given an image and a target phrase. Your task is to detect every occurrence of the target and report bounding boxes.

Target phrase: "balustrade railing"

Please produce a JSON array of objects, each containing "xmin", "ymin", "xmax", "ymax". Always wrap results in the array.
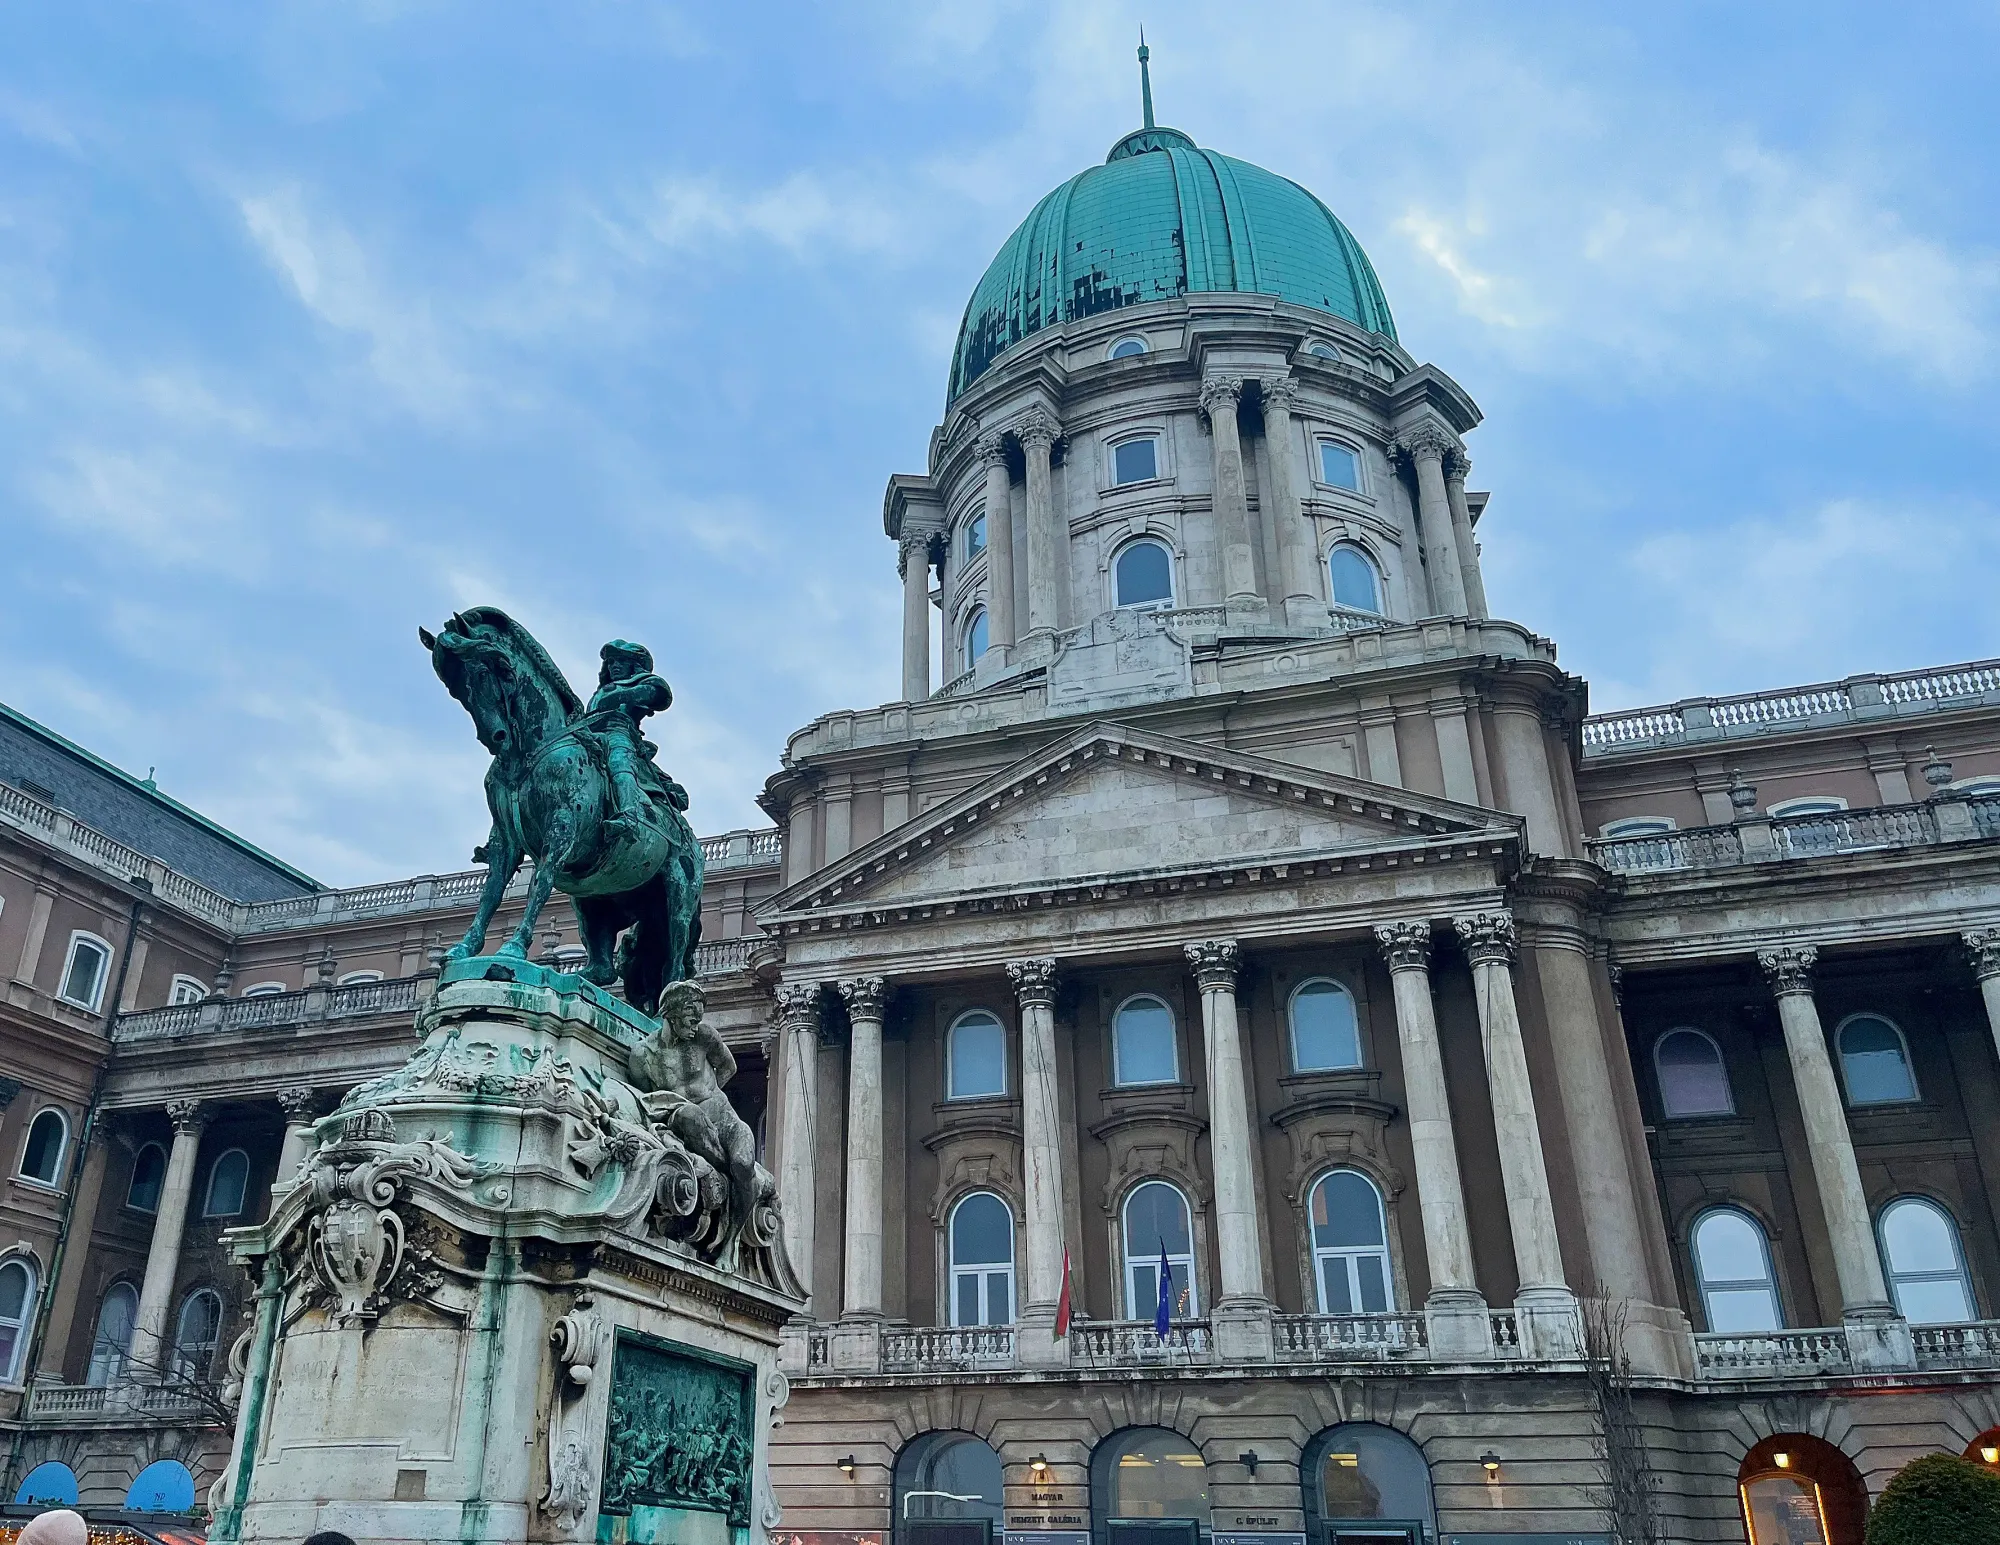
[
  {"xmin": 882, "ymin": 1326, "xmax": 1016, "ymax": 1372},
  {"xmin": 1693, "ymin": 1328, "xmax": 1851, "ymax": 1377},
  {"xmin": 1272, "ymin": 1313, "xmax": 1427, "ymax": 1360},
  {"xmin": 1069, "ymin": 1319, "xmax": 1213, "ymax": 1365},
  {"xmin": 22, "ymin": 1381, "xmax": 209, "ymax": 1419},
  {"xmin": 24, "ymin": 1384, "xmax": 110, "ymax": 1417},
  {"xmin": 1589, "ymin": 796, "xmax": 1984, "ymax": 876},
  {"xmin": 1913, "ymin": 1320, "xmax": 2000, "ymax": 1368},
  {"xmin": 1488, "ymin": 1310, "xmax": 1522, "ymax": 1355},
  {"xmin": 1773, "ymin": 804, "xmax": 1934, "ymax": 858},
  {"xmin": 806, "ymin": 1326, "xmax": 830, "ymax": 1370}
]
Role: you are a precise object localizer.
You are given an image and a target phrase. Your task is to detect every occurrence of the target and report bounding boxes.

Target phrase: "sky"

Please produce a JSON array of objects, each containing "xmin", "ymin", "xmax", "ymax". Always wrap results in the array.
[{"xmin": 3, "ymin": 1, "xmax": 1998, "ymax": 886}]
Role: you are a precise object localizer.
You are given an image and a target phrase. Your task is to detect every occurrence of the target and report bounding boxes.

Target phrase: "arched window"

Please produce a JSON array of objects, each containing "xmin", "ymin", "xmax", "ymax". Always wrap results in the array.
[
  {"xmin": 1654, "ymin": 1029, "xmax": 1733, "ymax": 1118},
  {"xmin": 895, "ymin": 1432, "xmax": 1003, "ymax": 1543},
  {"xmin": 128, "ymin": 1143, "xmax": 167, "ymax": 1213},
  {"xmin": 204, "ymin": 1149, "xmax": 250, "ymax": 1218},
  {"xmin": 86, "ymin": 1282, "xmax": 138, "ymax": 1386},
  {"xmin": 946, "ymin": 1010, "xmax": 1006, "ymax": 1099},
  {"xmin": 1290, "ymin": 979, "xmax": 1362, "ymax": 1072},
  {"xmin": 1303, "ymin": 1422, "xmax": 1436, "ymax": 1540},
  {"xmin": 172, "ymin": 1288, "xmax": 223, "ymax": 1380},
  {"xmin": 1601, "ymin": 816, "xmax": 1677, "ymax": 838},
  {"xmin": 948, "ymin": 1192, "xmax": 1015, "ymax": 1327},
  {"xmin": 1112, "ymin": 437, "xmax": 1160, "ymax": 486},
  {"xmin": 167, "ymin": 975, "xmax": 209, "ymax": 1006},
  {"xmin": 0, "ymin": 1258, "xmax": 36, "ymax": 1384},
  {"xmin": 1122, "ymin": 1181, "xmax": 1197, "ymax": 1320},
  {"xmin": 125, "ymin": 1459, "xmax": 195, "ymax": 1514},
  {"xmin": 1837, "ymin": 1014, "xmax": 1917, "ymax": 1105},
  {"xmin": 58, "ymin": 933, "xmax": 111, "ymax": 1011},
  {"xmin": 336, "ymin": 970, "xmax": 384, "ymax": 985},
  {"xmin": 18, "ymin": 1109, "xmax": 67, "ymax": 1185},
  {"xmin": 1095, "ymin": 1428, "xmax": 1209, "ymax": 1540},
  {"xmin": 1108, "ymin": 336, "xmax": 1148, "ymax": 361},
  {"xmin": 961, "ymin": 609, "xmax": 989, "ymax": 672},
  {"xmin": 1309, "ymin": 1171, "xmax": 1393, "ymax": 1314},
  {"xmin": 1306, "ymin": 340, "xmax": 1343, "ymax": 362},
  {"xmin": 1327, "ymin": 545, "xmax": 1381, "ymax": 614},
  {"xmin": 1690, "ymin": 1208, "xmax": 1781, "ymax": 1333},
  {"xmin": 1878, "ymin": 1197, "xmax": 1975, "ymax": 1325},
  {"xmin": 243, "ymin": 982, "xmax": 288, "ymax": 997},
  {"xmin": 1112, "ymin": 995, "xmax": 1178, "ymax": 1086},
  {"xmin": 13, "ymin": 1462, "xmax": 79, "ymax": 1507},
  {"xmin": 1766, "ymin": 796, "xmax": 1847, "ymax": 818},
  {"xmin": 964, "ymin": 511, "xmax": 987, "ymax": 560},
  {"xmin": 1318, "ymin": 442, "xmax": 1361, "ymax": 491},
  {"xmin": 1114, "ymin": 540, "xmax": 1174, "ymax": 609}
]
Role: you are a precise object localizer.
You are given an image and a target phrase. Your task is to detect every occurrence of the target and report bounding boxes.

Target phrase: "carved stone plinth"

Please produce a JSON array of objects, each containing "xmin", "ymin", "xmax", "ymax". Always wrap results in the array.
[{"xmin": 210, "ymin": 958, "xmax": 804, "ymax": 1545}]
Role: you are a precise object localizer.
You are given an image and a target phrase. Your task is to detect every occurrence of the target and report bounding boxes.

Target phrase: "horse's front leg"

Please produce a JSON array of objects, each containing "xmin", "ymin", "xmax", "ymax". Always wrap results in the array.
[
  {"xmin": 499, "ymin": 800, "xmax": 586, "ymax": 959},
  {"xmin": 449, "ymin": 826, "xmax": 519, "ymax": 961}
]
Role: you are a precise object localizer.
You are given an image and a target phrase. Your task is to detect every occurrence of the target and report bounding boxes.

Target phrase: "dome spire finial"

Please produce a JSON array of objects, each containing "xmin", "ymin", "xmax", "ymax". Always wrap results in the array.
[{"xmin": 1137, "ymin": 31, "xmax": 1155, "ymax": 130}]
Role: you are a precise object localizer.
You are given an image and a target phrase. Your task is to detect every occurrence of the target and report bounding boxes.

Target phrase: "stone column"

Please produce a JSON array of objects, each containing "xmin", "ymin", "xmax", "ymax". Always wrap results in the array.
[
  {"xmin": 1492, "ymin": 695, "xmax": 1570, "ymax": 857},
  {"xmin": 773, "ymin": 983, "xmax": 822, "ymax": 1309},
  {"xmin": 837, "ymin": 977, "xmax": 887, "ymax": 1321},
  {"xmin": 1442, "ymin": 448, "xmax": 1489, "ymax": 620},
  {"xmin": 1017, "ymin": 408, "xmax": 1062, "ymax": 639},
  {"xmin": 273, "ymin": 1087, "xmax": 319, "ymax": 1191},
  {"xmin": 1454, "ymin": 914, "xmax": 1578, "ymax": 1356},
  {"xmin": 977, "ymin": 431, "xmax": 1017, "ymax": 654},
  {"xmin": 1757, "ymin": 945, "xmax": 1905, "ymax": 1366},
  {"xmin": 1184, "ymin": 943, "xmax": 1268, "ymax": 1290},
  {"xmin": 130, "ymin": 1099, "xmax": 206, "ymax": 1377},
  {"xmin": 1401, "ymin": 430, "xmax": 1466, "ymax": 617},
  {"xmin": 900, "ymin": 531, "xmax": 933, "ymax": 701},
  {"xmin": 1964, "ymin": 929, "xmax": 2000, "ymax": 1069},
  {"xmin": 1007, "ymin": 958, "xmax": 1068, "ymax": 1366},
  {"xmin": 1259, "ymin": 377, "xmax": 1321, "ymax": 627},
  {"xmin": 1200, "ymin": 377, "xmax": 1261, "ymax": 609},
  {"xmin": 1374, "ymin": 922, "xmax": 1490, "ymax": 1357}
]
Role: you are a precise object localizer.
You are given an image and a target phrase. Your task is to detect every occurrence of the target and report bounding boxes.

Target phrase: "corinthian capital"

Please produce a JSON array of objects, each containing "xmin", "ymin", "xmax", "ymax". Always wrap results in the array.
[
  {"xmin": 166, "ymin": 1099, "xmax": 208, "ymax": 1135},
  {"xmin": 838, "ymin": 976, "xmax": 887, "ymax": 1022},
  {"xmin": 1396, "ymin": 422, "xmax": 1455, "ymax": 463},
  {"xmin": 1183, "ymin": 940, "xmax": 1240, "ymax": 991},
  {"xmin": 1442, "ymin": 447, "xmax": 1471, "ymax": 483},
  {"xmin": 1967, "ymin": 928, "xmax": 2000, "ymax": 983},
  {"xmin": 1012, "ymin": 407, "xmax": 1059, "ymax": 452},
  {"xmin": 1757, "ymin": 944, "xmax": 1819, "ymax": 998},
  {"xmin": 1006, "ymin": 957, "xmax": 1058, "ymax": 1009},
  {"xmin": 1374, "ymin": 920, "xmax": 1434, "ymax": 972},
  {"xmin": 1198, "ymin": 376, "xmax": 1243, "ymax": 424},
  {"xmin": 276, "ymin": 1086, "xmax": 319, "ymax": 1123},
  {"xmin": 974, "ymin": 431, "xmax": 1009, "ymax": 469},
  {"xmin": 1259, "ymin": 374, "xmax": 1300, "ymax": 413},
  {"xmin": 1454, "ymin": 912, "xmax": 1517, "ymax": 967},
  {"xmin": 775, "ymin": 982, "xmax": 823, "ymax": 1032},
  {"xmin": 897, "ymin": 530, "xmax": 936, "ymax": 578}
]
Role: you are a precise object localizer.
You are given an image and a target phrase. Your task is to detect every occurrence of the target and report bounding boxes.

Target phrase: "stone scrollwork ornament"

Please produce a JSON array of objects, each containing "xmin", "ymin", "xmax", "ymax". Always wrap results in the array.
[
  {"xmin": 306, "ymin": 1192, "xmax": 405, "ymax": 1327},
  {"xmin": 542, "ymin": 1294, "xmax": 606, "ymax": 1533}
]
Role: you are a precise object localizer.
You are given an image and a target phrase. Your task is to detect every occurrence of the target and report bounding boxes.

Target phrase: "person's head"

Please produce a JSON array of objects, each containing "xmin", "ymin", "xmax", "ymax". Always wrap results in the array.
[
  {"xmin": 599, "ymin": 638, "xmax": 654, "ymax": 685},
  {"xmin": 659, "ymin": 980, "xmax": 706, "ymax": 1036}
]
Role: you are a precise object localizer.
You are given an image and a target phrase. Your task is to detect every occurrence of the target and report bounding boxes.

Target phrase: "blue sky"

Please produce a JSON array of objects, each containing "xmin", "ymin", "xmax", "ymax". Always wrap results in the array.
[{"xmin": 3, "ymin": 2, "xmax": 1998, "ymax": 885}]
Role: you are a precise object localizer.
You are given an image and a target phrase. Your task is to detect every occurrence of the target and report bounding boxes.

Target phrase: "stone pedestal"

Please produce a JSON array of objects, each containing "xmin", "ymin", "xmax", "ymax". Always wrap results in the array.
[
  {"xmin": 1845, "ymin": 1308, "xmax": 1917, "ymax": 1372},
  {"xmin": 210, "ymin": 958, "xmax": 803, "ymax": 1545},
  {"xmin": 1210, "ymin": 1298, "xmax": 1275, "ymax": 1363},
  {"xmin": 1423, "ymin": 1288, "xmax": 1495, "ymax": 1361},
  {"xmin": 1515, "ymin": 1286, "xmax": 1584, "ymax": 1361}
]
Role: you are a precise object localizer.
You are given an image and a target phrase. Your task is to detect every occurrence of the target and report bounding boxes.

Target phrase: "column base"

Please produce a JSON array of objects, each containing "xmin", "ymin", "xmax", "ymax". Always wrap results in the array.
[
  {"xmin": 1423, "ymin": 1287, "xmax": 1493, "ymax": 1360},
  {"xmin": 1844, "ymin": 1306, "xmax": 1916, "ymax": 1371},
  {"xmin": 1223, "ymin": 597, "xmax": 1272, "ymax": 628},
  {"xmin": 1211, "ymin": 1296, "xmax": 1275, "ymax": 1362},
  {"xmin": 1016, "ymin": 1304, "xmax": 1067, "ymax": 1368},
  {"xmin": 778, "ymin": 1318, "xmax": 814, "ymax": 1375},
  {"xmin": 1514, "ymin": 1285, "xmax": 1584, "ymax": 1360},
  {"xmin": 829, "ymin": 1316, "xmax": 883, "ymax": 1373},
  {"xmin": 1281, "ymin": 595, "xmax": 1325, "ymax": 630}
]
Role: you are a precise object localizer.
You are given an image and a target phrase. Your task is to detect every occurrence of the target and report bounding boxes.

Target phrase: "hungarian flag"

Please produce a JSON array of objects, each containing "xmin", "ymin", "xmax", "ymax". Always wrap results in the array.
[{"xmin": 1054, "ymin": 1245, "xmax": 1074, "ymax": 1337}]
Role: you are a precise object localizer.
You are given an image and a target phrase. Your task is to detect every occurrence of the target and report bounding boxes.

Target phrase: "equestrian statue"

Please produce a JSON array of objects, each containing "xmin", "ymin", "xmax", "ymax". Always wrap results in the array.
[{"xmin": 420, "ymin": 607, "xmax": 704, "ymax": 1016}]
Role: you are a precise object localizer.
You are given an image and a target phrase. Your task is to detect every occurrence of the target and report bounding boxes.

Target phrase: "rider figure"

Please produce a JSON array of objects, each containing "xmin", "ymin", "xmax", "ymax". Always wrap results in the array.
[{"xmin": 587, "ymin": 640, "xmax": 685, "ymax": 833}]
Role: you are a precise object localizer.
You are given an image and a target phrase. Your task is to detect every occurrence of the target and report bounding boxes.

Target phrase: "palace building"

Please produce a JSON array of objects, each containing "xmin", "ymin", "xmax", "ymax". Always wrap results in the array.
[{"xmin": 6, "ymin": 61, "xmax": 2000, "ymax": 1545}]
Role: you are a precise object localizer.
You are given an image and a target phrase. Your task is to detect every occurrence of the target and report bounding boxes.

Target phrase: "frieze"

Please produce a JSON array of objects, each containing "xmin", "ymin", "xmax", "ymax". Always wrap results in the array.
[{"xmin": 599, "ymin": 1329, "xmax": 755, "ymax": 1528}]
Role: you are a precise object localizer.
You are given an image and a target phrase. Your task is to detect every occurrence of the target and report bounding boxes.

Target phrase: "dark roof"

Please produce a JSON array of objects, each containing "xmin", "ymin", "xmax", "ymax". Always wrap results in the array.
[{"xmin": 0, "ymin": 702, "xmax": 319, "ymax": 902}]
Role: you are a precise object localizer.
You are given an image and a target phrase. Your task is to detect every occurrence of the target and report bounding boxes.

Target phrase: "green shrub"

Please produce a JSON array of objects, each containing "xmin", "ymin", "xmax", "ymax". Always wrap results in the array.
[{"xmin": 1866, "ymin": 1453, "xmax": 2000, "ymax": 1545}]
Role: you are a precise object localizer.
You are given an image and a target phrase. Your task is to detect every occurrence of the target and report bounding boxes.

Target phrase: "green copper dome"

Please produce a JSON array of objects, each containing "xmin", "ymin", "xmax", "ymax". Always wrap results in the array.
[{"xmin": 948, "ymin": 124, "xmax": 1396, "ymax": 400}]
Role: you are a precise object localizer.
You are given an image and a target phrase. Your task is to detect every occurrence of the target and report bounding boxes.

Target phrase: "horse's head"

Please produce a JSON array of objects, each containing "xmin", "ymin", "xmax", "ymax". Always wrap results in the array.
[{"xmin": 421, "ymin": 611, "xmax": 567, "ymax": 761}]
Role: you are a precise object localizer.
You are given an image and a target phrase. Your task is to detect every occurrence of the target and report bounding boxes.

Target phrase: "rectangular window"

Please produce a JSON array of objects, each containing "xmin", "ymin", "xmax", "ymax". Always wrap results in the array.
[
  {"xmin": 965, "ymin": 512, "xmax": 986, "ymax": 560},
  {"xmin": 1113, "ymin": 438, "xmax": 1158, "ymax": 485},
  {"xmin": 1319, "ymin": 442, "xmax": 1360, "ymax": 490},
  {"xmin": 59, "ymin": 939, "xmax": 108, "ymax": 1010}
]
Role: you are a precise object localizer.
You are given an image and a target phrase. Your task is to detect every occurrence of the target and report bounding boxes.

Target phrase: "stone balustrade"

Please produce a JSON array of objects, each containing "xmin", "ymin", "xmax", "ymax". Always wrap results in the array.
[
  {"xmin": 1588, "ymin": 797, "xmax": 2000, "ymax": 876},
  {"xmin": 1912, "ymin": 1320, "xmax": 2000, "ymax": 1368},
  {"xmin": 23, "ymin": 1381, "xmax": 207, "ymax": 1422},
  {"xmin": 1581, "ymin": 658, "xmax": 2000, "ymax": 757},
  {"xmin": 1069, "ymin": 1318, "xmax": 1215, "ymax": 1365},
  {"xmin": 1693, "ymin": 1328, "xmax": 1853, "ymax": 1378},
  {"xmin": 881, "ymin": 1326, "xmax": 1016, "ymax": 1372},
  {"xmin": 1271, "ymin": 1311, "xmax": 1429, "ymax": 1360}
]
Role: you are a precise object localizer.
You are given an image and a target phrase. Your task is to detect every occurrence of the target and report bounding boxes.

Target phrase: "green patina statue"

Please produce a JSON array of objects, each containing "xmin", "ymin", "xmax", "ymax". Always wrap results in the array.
[{"xmin": 419, "ymin": 607, "xmax": 704, "ymax": 1014}]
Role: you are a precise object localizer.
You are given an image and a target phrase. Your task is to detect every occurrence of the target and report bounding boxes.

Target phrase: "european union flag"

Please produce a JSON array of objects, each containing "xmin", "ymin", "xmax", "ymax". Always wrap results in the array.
[{"xmin": 1154, "ymin": 1242, "xmax": 1173, "ymax": 1337}]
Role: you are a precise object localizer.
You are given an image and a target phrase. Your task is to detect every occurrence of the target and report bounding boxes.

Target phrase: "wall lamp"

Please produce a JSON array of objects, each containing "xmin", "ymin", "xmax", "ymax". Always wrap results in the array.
[
  {"xmin": 836, "ymin": 1455, "xmax": 857, "ymax": 1477},
  {"xmin": 1029, "ymin": 1454, "xmax": 1050, "ymax": 1477},
  {"xmin": 1238, "ymin": 1451, "xmax": 1260, "ymax": 1476},
  {"xmin": 1773, "ymin": 1452, "xmax": 1792, "ymax": 1470},
  {"xmin": 1480, "ymin": 1452, "xmax": 1501, "ymax": 1478},
  {"xmin": 1982, "ymin": 1445, "xmax": 2000, "ymax": 1466}
]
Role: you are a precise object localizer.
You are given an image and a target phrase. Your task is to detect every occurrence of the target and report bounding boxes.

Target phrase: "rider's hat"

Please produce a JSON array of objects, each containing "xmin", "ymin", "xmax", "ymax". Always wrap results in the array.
[{"xmin": 599, "ymin": 639, "xmax": 655, "ymax": 678}]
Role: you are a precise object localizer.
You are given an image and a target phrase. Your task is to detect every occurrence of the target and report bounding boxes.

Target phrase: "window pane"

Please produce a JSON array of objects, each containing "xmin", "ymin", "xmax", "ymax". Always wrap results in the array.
[
  {"xmin": 1320, "ymin": 1258, "xmax": 1352, "ymax": 1313},
  {"xmin": 1895, "ymin": 1275, "xmax": 1973, "ymax": 1326},
  {"xmin": 1704, "ymin": 1286, "xmax": 1781, "ymax": 1333},
  {"xmin": 21, "ymin": 1113, "xmax": 62, "ymax": 1183},
  {"xmin": 1882, "ymin": 1200, "xmax": 1959, "ymax": 1273},
  {"xmin": 1114, "ymin": 439, "xmax": 1158, "ymax": 485},
  {"xmin": 1125, "ymin": 1182, "xmax": 1192, "ymax": 1254},
  {"xmin": 1744, "ymin": 1475, "xmax": 1826, "ymax": 1545},
  {"xmin": 1115, "ymin": 999, "xmax": 1177, "ymax": 1084},
  {"xmin": 1657, "ymin": 1030, "xmax": 1732, "ymax": 1117},
  {"xmin": 1130, "ymin": 1262, "xmax": 1159, "ymax": 1318},
  {"xmin": 1109, "ymin": 1432, "xmax": 1209, "ymax": 1521},
  {"xmin": 963, "ymin": 612, "xmax": 989, "ymax": 669},
  {"xmin": 206, "ymin": 1152, "xmax": 249, "ymax": 1217},
  {"xmin": 1115, "ymin": 543, "xmax": 1173, "ymax": 607},
  {"xmin": 966, "ymin": 513, "xmax": 986, "ymax": 557},
  {"xmin": 1292, "ymin": 981, "xmax": 1361, "ymax": 1070},
  {"xmin": 1694, "ymin": 1211, "xmax": 1770, "ymax": 1284},
  {"xmin": 0, "ymin": 1263, "xmax": 28, "ymax": 1319},
  {"xmin": 1311, "ymin": 1172, "xmax": 1384, "ymax": 1248},
  {"xmin": 128, "ymin": 1146, "xmax": 165, "ymax": 1212},
  {"xmin": 1327, "ymin": 547, "xmax": 1379, "ymax": 612},
  {"xmin": 1320, "ymin": 443, "xmax": 1360, "ymax": 490},
  {"xmin": 61, "ymin": 943, "xmax": 105, "ymax": 1006},
  {"xmin": 987, "ymin": 1270, "xmax": 1011, "ymax": 1324},
  {"xmin": 956, "ymin": 1274, "xmax": 979, "ymax": 1327},
  {"xmin": 1110, "ymin": 338, "xmax": 1147, "ymax": 360},
  {"xmin": 1841, "ymin": 1017, "xmax": 1916, "ymax": 1103},
  {"xmin": 1356, "ymin": 1256, "xmax": 1388, "ymax": 1313},
  {"xmin": 950, "ymin": 1013, "xmax": 1005, "ymax": 1097},
  {"xmin": 951, "ymin": 1193, "xmax": 1012, "ymax": 1266}
]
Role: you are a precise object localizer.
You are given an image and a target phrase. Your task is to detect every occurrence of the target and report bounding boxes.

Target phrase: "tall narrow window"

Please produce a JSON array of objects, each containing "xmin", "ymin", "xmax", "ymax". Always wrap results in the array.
[
  {"xmin": 172, "ymin": 1289, "xmax": 222, "ymax": 1381},
  {"xmin": 962, "ymin": 609, "xmax": 989, "ymax": 672},
  {"xmin": 1290, "ymin": 980, "xmax": 1362, "ymax": 1071},
  {"xmin": 127, "ymin": 1143, "xmax": 167, "ymax": 1213},
  {"xmin": 58, "ymin": 935, "xmax": 110, "ymax": 1011},
  {"xmin": 1113, "ymin": 437, "xmax": 1159, "ymax": 485},
  {"xmin": 1113, "ymin": 996, "xmax": 1178, "ymax": 1086},
  {"xmin": 947, "ymin": 1010, "xmax": 1006, "ymax": 1099},
  {"xmin": 1309, "ymin": 1171, "xmax": 1393, "ymax": 1314},
  {"xmin": 18, "ymin": 1110, "xmax": 66, "ymax": 1185},
  {"xmin": 1327, "ymin": 546, "xmax": 1381, "ymax": 614},
  {"xmin": 1114, "ymin": 540, "xmax": 1174, "ymax": 609},
  {"xmin": 86, "ymin": 1282, "xmax": 138, "ymax": 1387},
  {"xmin": 1654, "ymin": 1029, "xmax": 1733, "ymax": 1118},
  {"xmin": 1878, "ymin": 1198, "xmax": 1975, "ymax": 1325},
  {"xmin": 1691, "ymin": 1209, "xmax": 1781, "ymax": 1333},
  {"xmin": 1122, "ymin": 1181, "xmax": 1197, "ymax": 1319},
  {"xmin": 1319, "ymin": 442, "xmax": 1361, "ymax": 491},
  {"xmin": 964, "ymin": 511, "xmax": 987, "ymax": 560},
  {"xmin": 948, "ymin": 1192, "xmax": 1015, "ymax": 1327},
  {"xmin": 1838, "ymin": 1015, "xmax": 1917, "ymax": 1105},
  {"xmin": 0, "ymin": 1259, "xmax": 34, "ymax": 1384},
  {"xmin": 204, "ymin": 1150, "xmax": 250, "ymax": 1218}
]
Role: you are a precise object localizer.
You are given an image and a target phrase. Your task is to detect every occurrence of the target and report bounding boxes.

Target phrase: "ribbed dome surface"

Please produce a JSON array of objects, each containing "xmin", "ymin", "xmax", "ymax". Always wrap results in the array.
[{"xmin": 948, "ymin": 126, "xmax": 1395, "ymax": 400}]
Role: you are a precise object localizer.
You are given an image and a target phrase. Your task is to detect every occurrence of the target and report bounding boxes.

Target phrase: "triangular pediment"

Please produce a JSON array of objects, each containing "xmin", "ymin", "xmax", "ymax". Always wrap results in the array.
[{"xmin": 761, "ymin": 722, "xmax": 1519, "ymax": 923}]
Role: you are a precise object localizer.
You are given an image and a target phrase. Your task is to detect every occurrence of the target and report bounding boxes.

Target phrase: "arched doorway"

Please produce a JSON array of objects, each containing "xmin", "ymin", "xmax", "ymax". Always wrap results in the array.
[
  {"xmin": 1091, "ymin": 1427, "xmax": 1209, "ymax": 1545},
  {"xmin": 1739, "ymin": 1435, "xmax": 1868, "ymax": 1545},
  {"xmin": 125, "ymin": 1458, "xmax": 196, "ymax": 1513},
  {"xmin": 1302, "ymin": 1424, "xmax": 1435, "ymax": 1545},
  {"xmin": 895, "ymin": 1431, "xmax": 1003, "ymax": 1545},
  {"xmin": 13, "ymin": 1461, "xmax": 79, "ymax": 1507}
]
